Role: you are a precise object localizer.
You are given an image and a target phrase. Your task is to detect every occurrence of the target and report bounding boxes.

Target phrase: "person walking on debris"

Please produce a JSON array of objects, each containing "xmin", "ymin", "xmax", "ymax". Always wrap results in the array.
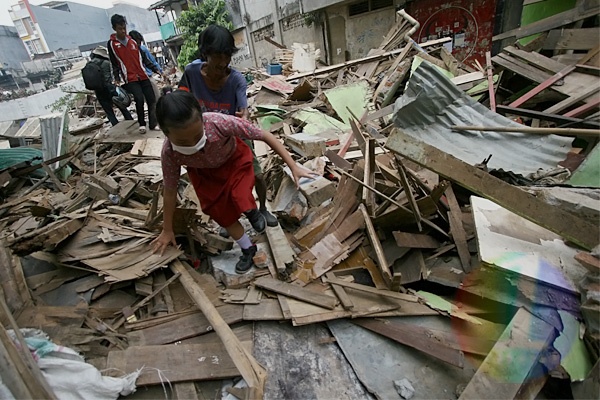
[
  {"xmin": 178, "ymin": 24, "xmax": 279, "ymax": 233},
  {"xmin": 151, "ymin": 91, "xmax": 315, "ymax": 273},
  {"xmin": 85, "ymin": 46, "xmax": 133, "ymax": 126},
  {"xmin": 128, "ymin": 30, "xmax": 163, "ymax": 103},
  {"xmin": 107, "ymin": 14, "xmax": 164, "ymax": 134}
]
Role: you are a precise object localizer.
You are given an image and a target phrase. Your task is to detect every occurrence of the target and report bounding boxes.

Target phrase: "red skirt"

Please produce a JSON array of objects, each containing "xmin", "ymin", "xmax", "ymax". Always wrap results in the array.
[{"xmin": 187, "ymin": 137, "xmax": 256, "ymax": 227}]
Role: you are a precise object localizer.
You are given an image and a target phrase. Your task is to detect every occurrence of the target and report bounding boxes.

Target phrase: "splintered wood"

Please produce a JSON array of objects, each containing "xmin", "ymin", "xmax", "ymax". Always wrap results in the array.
[{"xmin": 1, "ymin": 7, "xmax": 599, "ymax": 399}]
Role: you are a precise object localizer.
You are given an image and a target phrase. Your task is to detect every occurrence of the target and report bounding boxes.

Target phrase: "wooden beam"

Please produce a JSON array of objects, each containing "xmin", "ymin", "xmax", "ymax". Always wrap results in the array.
[
  {"xmin": 364, "ymin": 138, "xmax": 376, "ymax": 213},
  {"xmin": 485, "ymin": 51, "xmax": 496, "ymax": 112},
  {"xmin": 445, "ymin": 186, "xmax": 472, "ymax": 273},
  {"xmin": 170, "ymin": 260, "xmax": 266, "ymax": 399},
  {"xmin": 359, "ymin": 203, "xmax": 392, "ymax": 287},
  {"xmin": 324, "ymin": 276, "xmax": 417, "ymax": 302},
  {"xmin": 509, "ymin": 65, "xmax": 576, "ymax": 108},
  {"xmin": 459, "ymin": 308, "xmax": 555, "ymax": 399},
  {"xmin": 545, "ymin": 87, "xmax": 598, "ymax": 114},
  {"xmin": 563, "ymin": 98, "xmax": 600, "ymax": 118},
  {"xmin": 392, "ymin": 231, "xmax": 440, "ymax": 249},
  {"xmin": 385, "ymin": 128, "xmax": 599, "ymax": 250},
  {"xmin": 543, "ymin": 28, "xmax": 600, "ymax": 51},
  {"xmin": 493, "ymin": 5, "xmax": 600, "ymax": 41},
  {"xmin": 575, "ymin": 252, "xmax": 600, "ymax": 274},
  {"xmin": 396, "ymin": 160, "xmax": 422, "ymax": 231},
  {"xmin": 495, "ymin": 105, "xmax": 600, "ymax": 129},
  {"xmin": 254, "ymin": 276, "xmax": 337, "ymax": 309},
  {"xmin": 326, "ymin": 272, "xmax": 354, "ymax": 310}
]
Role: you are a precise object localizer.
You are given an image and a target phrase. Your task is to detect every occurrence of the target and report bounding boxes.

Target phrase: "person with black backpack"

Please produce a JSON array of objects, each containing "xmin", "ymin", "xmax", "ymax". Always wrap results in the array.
[{"xmin": 83, "ymin": 46, "xmax": 133, "ymax": 126}]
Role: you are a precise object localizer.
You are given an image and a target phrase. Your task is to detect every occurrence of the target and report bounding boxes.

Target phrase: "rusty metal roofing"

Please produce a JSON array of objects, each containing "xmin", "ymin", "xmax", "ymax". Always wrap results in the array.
[{"xmin": 392, "ymin": 61, "xmax": 573, "ymax": 175}]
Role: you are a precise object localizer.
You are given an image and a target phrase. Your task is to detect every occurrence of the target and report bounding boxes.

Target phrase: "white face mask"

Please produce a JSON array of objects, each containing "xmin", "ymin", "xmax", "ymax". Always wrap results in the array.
[{"xmin": 171, "ymin": 134, "xmax": 207, "ymax": 155}]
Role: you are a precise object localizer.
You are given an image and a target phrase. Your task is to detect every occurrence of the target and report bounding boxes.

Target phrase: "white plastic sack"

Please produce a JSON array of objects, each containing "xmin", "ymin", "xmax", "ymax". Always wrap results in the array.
[
  {"xmin": 292, "ymin": 42, "xmax": 320, "ymax": 73},
  {"xmin": 8, "ymin": 329, "xmax": 139, "ymax": 400}
]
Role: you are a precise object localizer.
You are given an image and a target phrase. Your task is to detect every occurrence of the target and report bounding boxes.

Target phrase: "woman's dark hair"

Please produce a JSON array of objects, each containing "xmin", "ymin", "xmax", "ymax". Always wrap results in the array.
[
  {"xmin": 198, "ymin": 25, "xmax": 238, "ymax": 60},
  {"xmin": 129, "ymin": 30, "xmax": 144, "ymax": 44},
  {"xmin": 156, "ymin": 91, "xmax": 203, "ymax": 135},
  {"xmin": 111, "ymin": 14, "xmax": 127, "ymax": 29}
]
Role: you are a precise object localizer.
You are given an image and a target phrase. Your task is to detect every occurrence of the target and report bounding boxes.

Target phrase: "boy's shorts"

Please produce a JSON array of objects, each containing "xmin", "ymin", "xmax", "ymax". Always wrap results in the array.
[{"xmin": 244, "ymin": 139, "xmax": 262, "ymax": 176}]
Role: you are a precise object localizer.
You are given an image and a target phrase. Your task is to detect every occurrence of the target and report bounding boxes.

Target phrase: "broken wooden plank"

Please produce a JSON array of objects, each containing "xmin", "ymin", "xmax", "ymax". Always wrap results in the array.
[
  {"xmin": 87, "ymin": 174, "xmax": 119, "ymax": 195},
  {"xmin": 353, "ymin": 318, "xmax": 465, "ymax": 368},
  {"xmin": 265, "ymin": 223, "xmax": 295, "ymax": 277},
  {"xmin": 445, "ymin": 186, "xmax": 472, "ymax": 273},
  {"xmin": 325, "ymin": 272, "xmax": 354, "ymax": 310},
  {"xmin": 544, "ymin": 87, "xmax": 598, "ymax": 115},
  {"xmin": 543, "ymin": 27, "xmax": 600, "ymax": 51},
  {"xmin": 324, "ymin": 276, "xmax": 418, "ymax": 303},
  {"xmin": 170, "ymin": 260, "xmax": 266, "ymax": 399},
  {"xmin": 107, "ymin": 342, "xmax": 239, "ymax": 385},
  {"xmin": 393, "ymin": 250, "xmax": 426, "ymax": 286},
  {"xmin": 106, "ymin": 206, "xmax": 148, "ymax": 221},
  {"xmin": 359, "ymin": 203, "xmax": 392, "ymax": 287},
  {"xmin": 363, "ymin": 138, "xmax": 377, "ymax": 213},
  {"xmin": 510, "ymin": 64, "xmax": 577, "ymax": 108},
  {"xmin": 392, "ymin": 231, "xmax": 440, "ymax": 249},
  {"xmin": 254, "ymin": 276, "xmax": 337, "ymax": 309},
  {"xmin": 243, "ymin": 298, "xmax": 285, "ymax": 321},
  {"xmin": 385, "ymin": 129, "xmax": 599, "ymax": 250},
  {"xmin": 397, "ymin": 160, "xmax": 422, "ymax": 230},
  {"xmin": 575, "ymin": 252, "xmax": 600, "ymax": 274},
  {"xmin": 9, "ymin": 218, "xmax": 84, "ymax": 256},
  {"xmin": 459, "ymin": 308, "xmax": 555, "ymax": 399},
  {"xmin": 495, "ymin": 105, "xmax": 600, "ymax": 130},
  {"xmin": 493, "ymin": 5, "xmax": 600, "ymax": 41}
]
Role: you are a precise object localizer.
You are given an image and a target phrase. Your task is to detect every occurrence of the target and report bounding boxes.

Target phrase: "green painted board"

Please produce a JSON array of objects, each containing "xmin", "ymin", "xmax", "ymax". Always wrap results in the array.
[
  {"xmin": 519, "ymin": 0, "xmax": 576, "ymax": 46},
  {"xmin": 567, "ymin": 144, "xmax": 600, "ymax": 188},
  {"xmin": 293, "ymin": 107, "xmax": 349, "ymax": 136},
  {"xmin": 555, "ymin": 310, "xmax": 593, "ymax": 382},
  {"xmin": 323, "ymin": 81, "xmax": 369, "ymax": 125}
]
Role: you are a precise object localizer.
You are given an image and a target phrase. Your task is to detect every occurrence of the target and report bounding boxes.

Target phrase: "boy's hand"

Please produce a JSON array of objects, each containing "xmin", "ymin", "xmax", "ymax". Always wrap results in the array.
[
  {"xmin": 151, "ymin": 229, "xmax": 177, "ymax": 256},
  {"xmin": 291, "ymin": 164, "xmax": 319, "ymax": 189}
]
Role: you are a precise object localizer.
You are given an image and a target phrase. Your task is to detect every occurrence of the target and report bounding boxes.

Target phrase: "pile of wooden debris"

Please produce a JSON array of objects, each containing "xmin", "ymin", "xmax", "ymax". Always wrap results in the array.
[{"xmin": 0, "ymin": 9, "xmax": 599, "ymax": 400}]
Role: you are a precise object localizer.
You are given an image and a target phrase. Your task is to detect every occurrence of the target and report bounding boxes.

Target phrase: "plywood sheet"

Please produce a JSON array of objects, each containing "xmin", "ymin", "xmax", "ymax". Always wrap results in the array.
[{"xmin": 471, "ymin": 196, "xmax": 587, "ymax": 294}]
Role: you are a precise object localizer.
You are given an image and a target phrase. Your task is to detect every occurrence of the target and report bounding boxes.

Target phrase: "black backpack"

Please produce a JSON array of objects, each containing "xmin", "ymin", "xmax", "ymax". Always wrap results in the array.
[{"xmin": 82, "ymin": 61, "xmax": 104, "ymax": 90}]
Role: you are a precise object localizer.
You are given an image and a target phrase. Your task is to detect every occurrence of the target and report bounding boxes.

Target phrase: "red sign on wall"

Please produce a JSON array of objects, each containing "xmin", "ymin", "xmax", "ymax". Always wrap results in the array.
[{"xmin": 407, "ymin": 0, "xmax": 497, "ymax": 66}]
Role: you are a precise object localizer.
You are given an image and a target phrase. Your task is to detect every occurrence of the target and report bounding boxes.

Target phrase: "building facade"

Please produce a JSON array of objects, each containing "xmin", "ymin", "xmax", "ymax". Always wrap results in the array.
[
  {"xmin": 9, "ymin": 0, "xmax": 162, "ymax": 59},
  {"xmin": 0, "ymin": 25, "xmax": 30, "ymax": 90},
  {"xmin": 149, "ymin": 0, "xmax": 514, "ymax": 71}
]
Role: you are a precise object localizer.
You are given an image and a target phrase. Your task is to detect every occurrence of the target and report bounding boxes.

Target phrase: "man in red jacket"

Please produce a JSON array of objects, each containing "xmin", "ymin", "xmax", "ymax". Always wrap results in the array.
[{"xmin": 107, "ymin": 14, "xmax": 163, "ymax": 134}]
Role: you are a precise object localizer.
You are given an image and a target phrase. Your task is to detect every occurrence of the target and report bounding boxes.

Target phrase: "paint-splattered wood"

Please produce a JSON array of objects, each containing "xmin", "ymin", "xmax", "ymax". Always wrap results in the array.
[
  {"xmin": 385, "ymin": 129, "xmax": 599, "ymax": 250},
  {"xmin": 459, "ymin": 308, "xmax": 555, "ymax": 399}
]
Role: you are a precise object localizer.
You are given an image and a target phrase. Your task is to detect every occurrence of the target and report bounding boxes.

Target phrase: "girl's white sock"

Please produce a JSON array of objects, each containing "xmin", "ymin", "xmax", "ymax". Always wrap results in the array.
[{"xmin": 236, "ymin": 233, "xmax": 253, "ymax": 250}]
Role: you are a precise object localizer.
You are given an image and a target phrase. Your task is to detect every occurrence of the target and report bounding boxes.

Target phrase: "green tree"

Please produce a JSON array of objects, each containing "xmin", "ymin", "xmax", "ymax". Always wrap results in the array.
[{"xmin": 177, "ymin": 0, "xmax": 233, "ymax": 69}]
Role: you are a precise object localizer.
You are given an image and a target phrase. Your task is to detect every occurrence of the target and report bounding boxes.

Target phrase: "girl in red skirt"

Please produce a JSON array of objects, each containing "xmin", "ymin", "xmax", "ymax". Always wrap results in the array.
[{"xmin": 151, "ymin": 90, "xmax": 314, "ymax": 273}]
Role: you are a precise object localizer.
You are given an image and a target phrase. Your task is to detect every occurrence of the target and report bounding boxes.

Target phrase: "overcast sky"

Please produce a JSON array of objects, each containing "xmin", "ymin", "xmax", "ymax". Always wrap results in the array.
[{"xmin": 0, "ymin": 0, "xmax": 157, "ymax": 26}]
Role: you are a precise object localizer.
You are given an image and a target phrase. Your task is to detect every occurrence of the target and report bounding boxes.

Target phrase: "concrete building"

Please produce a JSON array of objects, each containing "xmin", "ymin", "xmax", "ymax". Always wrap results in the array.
[
  {"xmin": 8, "ymin": 0, "xmax": 161, "ymax": 58},
  {"xmin": 149, "ymin": 0, "xmax": 516, "ymax": 71},
  {"xmin": 0, "ymin": 25, "xmax": 30, "ymax": 90}
]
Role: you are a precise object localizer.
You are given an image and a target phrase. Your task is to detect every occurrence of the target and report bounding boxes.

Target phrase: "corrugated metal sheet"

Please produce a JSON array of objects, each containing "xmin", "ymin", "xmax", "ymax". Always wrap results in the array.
[
  {"xmin": 392, "ymin": 61, "xmax": 572, "ymax": 175},
  {"xmin": 40, "ymin": 112, "xmax": 68, "ymax": 167},
  {"xmin": 14, "ymin": 118, "xmax": 41, "ymax": 138}
]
